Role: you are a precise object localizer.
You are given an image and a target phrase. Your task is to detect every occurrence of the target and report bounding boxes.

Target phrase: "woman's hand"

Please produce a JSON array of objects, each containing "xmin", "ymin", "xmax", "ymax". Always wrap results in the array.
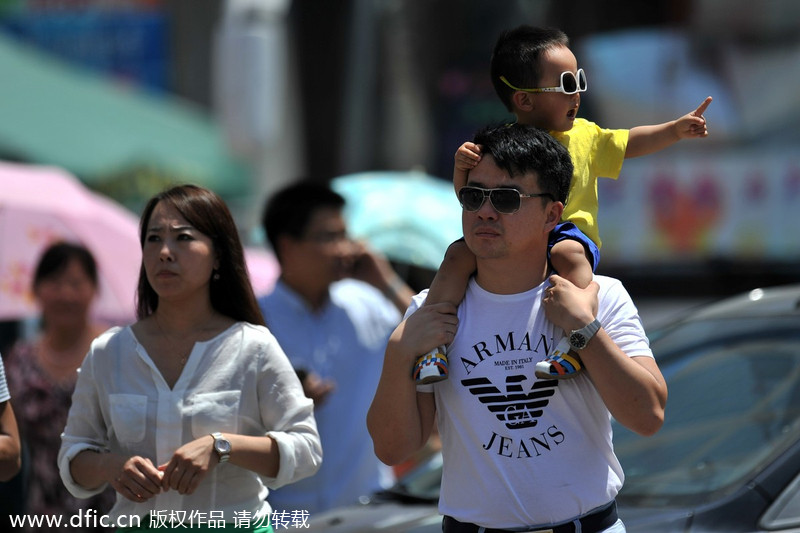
[
  {"xmin": 111, "ymin": 455, "xmax": 164, "ymax": 502},
  {"xmin": 158, "ymin": 435, "xmax": 217, "ymax": 495}
]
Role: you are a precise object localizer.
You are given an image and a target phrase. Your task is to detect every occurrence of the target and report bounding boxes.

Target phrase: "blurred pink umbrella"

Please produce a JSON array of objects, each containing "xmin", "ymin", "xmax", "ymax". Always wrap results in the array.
[
  {"xmin": 244, "ymin": 246, "xmax": 280, "ymax": 298},
  {"xmin": 0, "ymin": 161, "xmax": 141, "ymax": 323}
]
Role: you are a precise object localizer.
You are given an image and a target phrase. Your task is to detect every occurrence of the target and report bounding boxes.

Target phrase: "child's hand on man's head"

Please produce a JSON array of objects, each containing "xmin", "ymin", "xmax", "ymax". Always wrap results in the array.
[
  {"xmin": 453, "ymin": 142, "xmax": 483, "ymax": 191},
  {"xmin": 455, "ymin": 142, "xmax": 482, "ymax": 172}
]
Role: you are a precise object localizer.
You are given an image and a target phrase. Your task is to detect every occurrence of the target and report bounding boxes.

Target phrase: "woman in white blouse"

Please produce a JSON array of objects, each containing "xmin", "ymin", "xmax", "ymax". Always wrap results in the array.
[{"xmin": 59, "ymin": 185, "xmax": 321, "ymax": 532}]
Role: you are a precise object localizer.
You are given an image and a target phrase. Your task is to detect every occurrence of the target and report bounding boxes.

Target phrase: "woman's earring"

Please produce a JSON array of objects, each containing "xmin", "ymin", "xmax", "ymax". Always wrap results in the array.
[{"xmin": 213, "ymin": 271, "xmax": 220, "ymax": 281}]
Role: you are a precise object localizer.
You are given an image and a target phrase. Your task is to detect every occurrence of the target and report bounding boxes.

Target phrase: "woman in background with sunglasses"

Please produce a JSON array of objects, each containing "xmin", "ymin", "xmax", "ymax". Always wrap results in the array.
[{"xmin": 413, "ymin": 25, "xmax": 712, "ymax": 384}]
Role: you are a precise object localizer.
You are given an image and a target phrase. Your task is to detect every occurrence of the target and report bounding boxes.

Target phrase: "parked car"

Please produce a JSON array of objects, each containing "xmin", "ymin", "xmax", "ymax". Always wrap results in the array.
[{"xmin": 306, "ymin": 284, "xmax": 800, "ymax": 532}]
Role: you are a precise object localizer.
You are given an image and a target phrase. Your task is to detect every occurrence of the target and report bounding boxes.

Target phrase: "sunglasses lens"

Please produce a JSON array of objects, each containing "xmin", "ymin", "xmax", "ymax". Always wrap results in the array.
[
  {"xmin": 459, "ymin": 188, "xmax": 484, "ymax": 211},
  {"xmin": 459, "ymin": 187, "xmax": 522, "ymax": 213},
  {"xmin": 491, "ymin": 189, "xmax": 520, "ymax": 213},
  {"xmin": 559, "ymin": 70, "xmax": 587, "ymax": 94},
  {"xmin": 561, "ymin": 72, "xmax": 578, "ymax": 94}
]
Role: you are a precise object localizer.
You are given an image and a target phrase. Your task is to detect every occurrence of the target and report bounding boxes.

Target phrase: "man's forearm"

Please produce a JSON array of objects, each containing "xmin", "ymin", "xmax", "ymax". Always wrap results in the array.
[
  {"xmin": 580, "ymin": 331, "xmax": 667, "ymax": 436},
  {"xmin": 368, "ymin": 341, "xmax": 434, "ymax": 465}
]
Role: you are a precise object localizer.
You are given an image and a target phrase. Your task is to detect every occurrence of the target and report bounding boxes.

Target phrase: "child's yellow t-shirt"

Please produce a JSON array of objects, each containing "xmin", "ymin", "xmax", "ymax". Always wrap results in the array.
[{"xmin": 550, "ymin": 118, "xmax": 629, "ymax": 248}]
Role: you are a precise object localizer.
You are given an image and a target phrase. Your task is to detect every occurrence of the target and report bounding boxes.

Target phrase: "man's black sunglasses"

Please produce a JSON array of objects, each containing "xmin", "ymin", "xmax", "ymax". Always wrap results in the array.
[{"xmin": 457, "ymin": 186, "xmax": 555, "ymax": 214}]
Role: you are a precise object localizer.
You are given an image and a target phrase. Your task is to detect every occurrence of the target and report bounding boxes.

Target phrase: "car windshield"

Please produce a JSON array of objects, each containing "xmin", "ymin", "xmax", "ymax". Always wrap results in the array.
[{"xmin": 614, "ymin": 314, "xmax": 800, "ymax": 507}]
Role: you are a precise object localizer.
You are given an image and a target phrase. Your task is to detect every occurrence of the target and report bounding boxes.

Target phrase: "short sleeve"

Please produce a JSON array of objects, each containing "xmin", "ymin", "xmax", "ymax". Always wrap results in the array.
[{"xmin": 0, "ymin": 357, "xmax": 9, "ymax": 403}]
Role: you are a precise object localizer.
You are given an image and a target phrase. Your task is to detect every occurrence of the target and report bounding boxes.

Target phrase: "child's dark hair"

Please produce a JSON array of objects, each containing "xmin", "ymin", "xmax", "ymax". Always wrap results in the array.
[
  {"xmin": 473, "ymin": 123, "xmax": 572, "ymax": 204},
  {"xmin": 490, "ymin": 25, "xmax": 570, "ymax": 112}
]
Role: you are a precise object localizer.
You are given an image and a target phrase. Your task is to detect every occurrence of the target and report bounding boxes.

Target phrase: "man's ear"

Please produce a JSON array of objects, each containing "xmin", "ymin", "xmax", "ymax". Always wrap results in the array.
[
  {"xmin": 275, "ymin": 234, "xmax": 294, "ymax": 262},
  {"xmin": 512, "ymin": 91, "xmax": 535, "ymax": 113},
  {"xmin": 545, "ymin": 201, "xmax": 564, "ymax": 232}
]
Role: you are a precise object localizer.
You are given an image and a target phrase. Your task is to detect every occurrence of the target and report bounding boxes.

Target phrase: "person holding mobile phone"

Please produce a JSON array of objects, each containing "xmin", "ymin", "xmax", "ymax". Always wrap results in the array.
[{"xmin": 258, "ymin": 180, "xmax": 415, "ymax": 514}]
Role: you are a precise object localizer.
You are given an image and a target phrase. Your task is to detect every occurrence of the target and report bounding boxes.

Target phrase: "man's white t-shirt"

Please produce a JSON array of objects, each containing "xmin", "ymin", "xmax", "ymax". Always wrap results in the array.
[{"xmin": 415, "ymin": 275, "xmax": 652, "ymax": 529}]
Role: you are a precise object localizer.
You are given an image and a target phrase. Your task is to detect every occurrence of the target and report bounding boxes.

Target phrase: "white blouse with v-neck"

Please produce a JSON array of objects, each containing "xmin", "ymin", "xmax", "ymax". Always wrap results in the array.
[{"xmin": 58, "ymin": 321, "xmax": 321, "ymax": 525}]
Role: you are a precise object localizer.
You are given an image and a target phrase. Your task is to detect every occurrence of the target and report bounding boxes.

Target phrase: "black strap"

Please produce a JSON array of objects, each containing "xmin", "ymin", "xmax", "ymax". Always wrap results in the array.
[{"xmin": 442, "ymin": 500, "xmax": 617, "ymax": 533}]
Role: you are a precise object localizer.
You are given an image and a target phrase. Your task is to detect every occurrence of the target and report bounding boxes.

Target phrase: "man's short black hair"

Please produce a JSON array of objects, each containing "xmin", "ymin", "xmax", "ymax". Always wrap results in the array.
[
  {"xmin": 262, "ymin": 180, "xmax": 346, "ymax": 261},
  {"xmin": 473, "ymin": 123, "xmax": 572, "ymax": 204}
]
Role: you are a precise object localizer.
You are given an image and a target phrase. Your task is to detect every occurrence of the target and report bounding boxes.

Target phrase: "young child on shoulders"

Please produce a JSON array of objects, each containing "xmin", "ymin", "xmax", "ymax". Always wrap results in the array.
[{"xmin": 413, "ymin": 24, "xmax": 711, "ymax": 384}]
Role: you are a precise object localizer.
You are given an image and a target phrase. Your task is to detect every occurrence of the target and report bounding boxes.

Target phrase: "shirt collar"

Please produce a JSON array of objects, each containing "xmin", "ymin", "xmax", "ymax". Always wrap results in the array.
[{"xmin": 273, "ymin": 279, "xmax": 332, "ymax": 315}]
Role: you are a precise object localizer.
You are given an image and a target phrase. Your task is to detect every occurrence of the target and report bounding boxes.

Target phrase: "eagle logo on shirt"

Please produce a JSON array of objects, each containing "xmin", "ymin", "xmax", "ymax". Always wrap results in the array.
[{"xmin": 462, "ymin": 375, "xmax": 557, "ymax": 430}]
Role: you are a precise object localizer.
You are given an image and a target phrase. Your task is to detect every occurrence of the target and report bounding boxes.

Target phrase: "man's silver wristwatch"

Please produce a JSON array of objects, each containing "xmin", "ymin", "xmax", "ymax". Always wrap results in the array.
[
  {"xmin": 211, "ymin": 432, "xmax": 231, "ymax": 463},
  {"xmin": 568, "ymin": 318, "xmax": 601, "ymax": 351}
]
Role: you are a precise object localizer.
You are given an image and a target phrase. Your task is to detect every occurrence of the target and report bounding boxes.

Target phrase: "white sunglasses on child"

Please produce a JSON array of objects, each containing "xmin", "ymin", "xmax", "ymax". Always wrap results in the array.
[{"xmin": 500, "ymin": 68, "xmax": 587, "ymax": 95}]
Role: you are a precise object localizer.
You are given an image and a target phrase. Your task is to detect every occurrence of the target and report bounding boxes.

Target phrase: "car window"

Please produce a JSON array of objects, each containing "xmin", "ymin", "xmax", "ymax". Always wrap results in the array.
[
  {"xmin": 389, "ymin": 452, "xmax": 442, "ymax": 502},
  {"xmin": 615, "ymin": 316, "xmax": 800, "ymax": 506},
  {"xmin": 760, "ymin": 469, "xmax": 800, "ymax": 530}
]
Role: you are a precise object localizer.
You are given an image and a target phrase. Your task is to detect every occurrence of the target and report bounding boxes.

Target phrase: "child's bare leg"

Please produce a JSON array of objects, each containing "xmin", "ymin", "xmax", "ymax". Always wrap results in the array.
[
  {"xmin": 549, "ymin": 239, "xmax": 593, "ymax": 289},
  {"xmin": 535, "ymin": 239, "xmax": 593, "ymax": 380},
  {"xmin": 414, "ymin": 240, "xmax": 475, "ymax": 384},
  {"xmin": 425, "ymin": 239, "xmax": 476, "ymax": 306}
]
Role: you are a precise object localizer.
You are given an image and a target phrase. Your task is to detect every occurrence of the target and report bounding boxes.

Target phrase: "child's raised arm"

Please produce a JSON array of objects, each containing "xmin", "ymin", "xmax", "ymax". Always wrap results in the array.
[
  {"xmin": 626, "ymin": 96, "xmax": 712, "ymax": 159},
  {"xmin": 453, "ymin": 142, "xmax": 482, "ymax": 192}
]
